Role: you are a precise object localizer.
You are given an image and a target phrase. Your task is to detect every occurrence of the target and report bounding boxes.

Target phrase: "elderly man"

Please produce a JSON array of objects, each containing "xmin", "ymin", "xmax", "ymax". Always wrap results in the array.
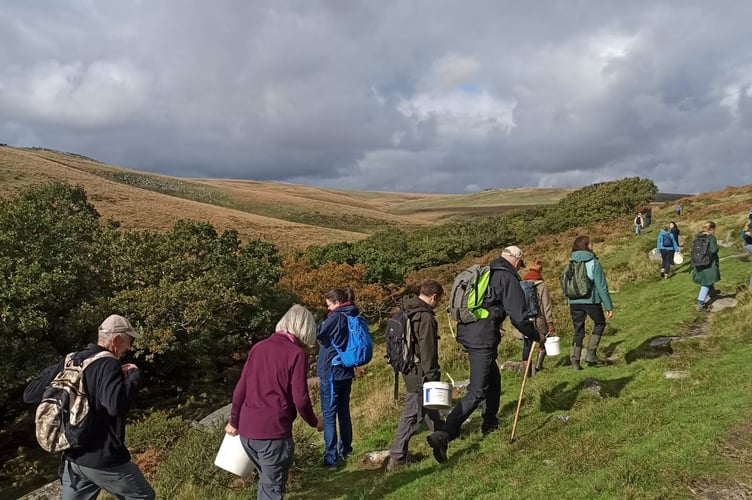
[
  {"xmin": 427, "ymin": 246, "xmax": 543, "ymax": 464},
  {"xmin": 24, "ymin": 314, "xmax": 154, "ymax": 500}
]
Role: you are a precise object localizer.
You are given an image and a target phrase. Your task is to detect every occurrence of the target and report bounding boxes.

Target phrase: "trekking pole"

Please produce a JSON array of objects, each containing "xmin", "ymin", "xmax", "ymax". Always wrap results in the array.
[{"xmin": 509, "ymin": 341, "xmax": 537, "ymax": 444}]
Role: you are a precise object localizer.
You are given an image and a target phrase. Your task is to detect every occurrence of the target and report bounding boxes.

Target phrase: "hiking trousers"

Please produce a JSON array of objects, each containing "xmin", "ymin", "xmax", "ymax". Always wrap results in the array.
[
  {"xmin": 660, "ymin": 250, "xmax": 675, "ymax": 275},
  {"xmin": 389, "ymin": 390, "xmax": 444, "ymax": 461},
  {"xmin": 240, "ymin": 437, "xmax": 294, "ymax": 500},
  {"xmin": 442, "ymin": 347, "xmax": 500, "ymax": 440},
  {"xmin": 569, "ymin": 304, "xmax": 606, "ymax": 348},
  {"xmin": 61, "ymin": 459, "xmax": 154, "ymax": 500}
]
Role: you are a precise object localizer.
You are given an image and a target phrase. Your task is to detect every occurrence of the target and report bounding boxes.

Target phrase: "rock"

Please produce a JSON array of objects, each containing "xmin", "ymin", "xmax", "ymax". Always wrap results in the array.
[
  {"xmin": 197, "ymin": 403, "xmax": 232, "ymax": 429},
  {"xmin": 648, "ymin": 249, "xmax": 662, "ymax": 261},
  {"xmin": 581, "ymin": 378, "xmax": 603, "ymax": 396},
  {"xmin": 709, "ymin": 297, "xmax": 737, "ymax": 312},
  {"xmin": 664, "ymin": 371, "xmax": 690, "ymax": 379},
  {"xmin": 649, "ymin": 337, "xmax": 682, "ymax": 348},
  {"xmin": 18, "ymin": 480, "xmax": 61, "ymax": 499},
  {"xmin": 500, "ymin": 361, "xmax": 526, "ymax": 373}
]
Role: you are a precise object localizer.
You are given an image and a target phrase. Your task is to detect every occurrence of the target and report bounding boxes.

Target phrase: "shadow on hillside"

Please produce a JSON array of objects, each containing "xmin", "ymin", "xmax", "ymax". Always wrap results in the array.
[
  {"xmin": 539, "ymin": 375, "xmax": 635, "ymax": 413},
  {"xmin": 625, "ymin": 336, "xmax": 675, "ymax": 364}
]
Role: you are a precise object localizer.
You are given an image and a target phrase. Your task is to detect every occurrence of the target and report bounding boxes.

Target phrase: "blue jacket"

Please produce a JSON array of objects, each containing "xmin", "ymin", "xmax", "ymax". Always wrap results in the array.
[
  {"xmin": 316, "ymin": 303, "xmax": 357, "ymax": 381},
  {"xmin": 656, "ymin": 230, "xmax": 679, "ymax": 252},
  {"xmin": 566, "ymin": 250, "xmax": 613, "ymax": 311}
]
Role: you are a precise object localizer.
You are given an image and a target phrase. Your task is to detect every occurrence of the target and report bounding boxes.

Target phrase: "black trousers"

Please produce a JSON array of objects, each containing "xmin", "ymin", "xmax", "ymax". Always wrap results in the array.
[
  {"xmin": 569, "ymin": 304, "xmax": 606, "ymax": 347},
  {"xmin": 660, "ymin": 250, "xmax": 675, "ymax": 275}
]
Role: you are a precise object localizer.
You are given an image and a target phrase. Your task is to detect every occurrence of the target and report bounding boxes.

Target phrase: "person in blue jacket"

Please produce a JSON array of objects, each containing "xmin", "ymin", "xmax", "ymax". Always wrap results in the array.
[
  {"xmin": 741, "ymin": 226, "xmax": 752, "ymax": 254},
  {"xmin": 567, "ymin": 236, "xmax": 614, "ymax": 369},
  {"xmin": 657, "ymin": 225, "xmax": 680, "ymax": 279},
  {"xmin": 316, "ymin": 287, "xmax": 358, "ymax": 470}
]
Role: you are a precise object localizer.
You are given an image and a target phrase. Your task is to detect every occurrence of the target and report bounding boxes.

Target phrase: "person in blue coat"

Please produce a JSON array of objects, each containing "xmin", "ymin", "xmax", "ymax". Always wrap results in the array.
[
  {"xmin": 316, "ymin": 287, "xmax": 358, "ymax": 469},
  {"xmin": 657, "ymin": 225, "xmax": 680, "ymax": 278}
]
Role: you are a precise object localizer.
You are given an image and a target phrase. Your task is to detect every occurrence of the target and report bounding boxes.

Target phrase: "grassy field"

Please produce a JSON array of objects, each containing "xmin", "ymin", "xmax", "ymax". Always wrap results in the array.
[
  {"xmin": 128, "ymin": 188, "xmax": 752, "ymax": 499},
  {"xmin": 0, "ymin": 146, "xmax": 572, "ymax": 250}
]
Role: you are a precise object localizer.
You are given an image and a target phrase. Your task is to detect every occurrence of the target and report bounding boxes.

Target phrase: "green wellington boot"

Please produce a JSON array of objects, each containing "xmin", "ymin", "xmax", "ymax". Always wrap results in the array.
[
  {"xmin": 585, "ymin": 335, "xmax": 605, "ymax": 366},
  {"xmin": 570, "ymin": 346, "xmax": 583, "ymax": 371},
  {"xmin": 535, "ymin": 351, "xmax": 546, "ymax": 371}
]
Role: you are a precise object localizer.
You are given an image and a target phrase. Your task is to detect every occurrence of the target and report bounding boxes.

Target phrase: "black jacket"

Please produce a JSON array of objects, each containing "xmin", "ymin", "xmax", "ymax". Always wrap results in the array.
[
  {"xmin": 23, "ymin": 344, "xmax": 142, "ymax": 468},
  {"xmin": 400, "ymin": 294, "xmax": 440, "ymax": 393},
  {"xmin": 456, "ymin": 257, "xmax": 540, "ymax": 350}
]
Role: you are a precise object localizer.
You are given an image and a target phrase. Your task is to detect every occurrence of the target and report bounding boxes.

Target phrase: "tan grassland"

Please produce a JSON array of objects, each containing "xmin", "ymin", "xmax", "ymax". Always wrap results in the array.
[{"xmin": 0, "ymin": 146, "xmax": 570, "ymax": 250}]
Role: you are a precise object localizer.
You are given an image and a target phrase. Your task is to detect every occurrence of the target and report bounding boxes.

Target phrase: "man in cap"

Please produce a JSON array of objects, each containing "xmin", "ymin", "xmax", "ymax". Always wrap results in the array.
[
  {"xmin": 24, "ymin": 314, "xmax": 155, "ymax": 499},
  {"xmin": 427, "ymin": 246, "xmax": 543, "ymax": 463}
]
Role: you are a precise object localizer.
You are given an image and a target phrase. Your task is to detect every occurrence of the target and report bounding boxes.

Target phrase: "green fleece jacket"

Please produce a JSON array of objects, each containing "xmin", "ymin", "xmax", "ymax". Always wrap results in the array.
[{"xmin": 566, "ymin": 250, "xmax": 613, "ymax": 311}]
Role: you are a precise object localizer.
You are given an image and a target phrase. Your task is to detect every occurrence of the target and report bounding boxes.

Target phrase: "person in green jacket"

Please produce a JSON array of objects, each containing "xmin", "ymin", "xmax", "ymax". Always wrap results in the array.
[
  {"xmin": 567, "ymin": 235, "xmax": 614, "ymax": 369},
  {"xmin": 691, "ymin": 221, "xmax": 721, "ymax": 311}
]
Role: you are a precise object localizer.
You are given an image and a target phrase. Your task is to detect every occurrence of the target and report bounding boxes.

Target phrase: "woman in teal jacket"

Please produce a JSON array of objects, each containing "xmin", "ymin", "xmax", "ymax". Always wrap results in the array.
[
  {"xmin": 656, "ymin": 225, "xmax": 680, "ymax": 278},
  {"xmin": 691, "ymin": 221, "xmax": 720, "ymax": 311},
  {"xmin": 567, "ymin": 235, "xmax": 614, "ymax": 370}
]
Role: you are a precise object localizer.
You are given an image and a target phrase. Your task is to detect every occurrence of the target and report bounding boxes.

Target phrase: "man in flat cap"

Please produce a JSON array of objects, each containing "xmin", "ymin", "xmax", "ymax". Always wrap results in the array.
[
  {"xmin": 24, "ymin": 314, "xmax": 154, "ymax": 499},
  {"xmin": 427, "ymin": 246, "xmax": 543, "ymax": 464}
]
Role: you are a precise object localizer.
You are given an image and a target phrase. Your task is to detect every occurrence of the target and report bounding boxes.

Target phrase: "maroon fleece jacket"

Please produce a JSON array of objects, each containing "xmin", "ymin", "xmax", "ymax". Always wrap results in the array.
[{"xmin": 230, "ymin": 332, "xmax": 318, "ymax": 439}]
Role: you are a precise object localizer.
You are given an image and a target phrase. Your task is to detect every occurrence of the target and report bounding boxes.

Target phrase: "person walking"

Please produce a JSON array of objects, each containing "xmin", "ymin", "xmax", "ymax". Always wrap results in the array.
[
  {"xmin": 386, "ymin": 280, "xmax": 444, "ymax": 472},
  {"xmin": 23, "ymin": 314, "xmax": 155, "ymax": 500},
  {"xmin": 644, "ymin": 209, "xmax": 652, "ymax": 227},
  {"xmin": 741, "ymin": 226, "xmax": 752, "ymax": 254},
  {"xmin": 634, "ymin": 213, "xmax": 644, "ymax": 235},
  {"xmin": 567, "ymin": 236, "xmax": 614, "ymax": 370},
  {"xmin": 514, "ymin": 259, "xmax": 556, "ymax": 373},
  {"xmin": 225, "ymin": 304, "xmax": 323, "ymax": 500},
  {"xmin": 676, "ymin": 205, "xmax": 682, "ymax": 217},
  {"xmin": 692, "ymin": 221, "xmax": 721, "ymax": 311},
  {"xmin": 669, "ymin": 221, "xmax": 681, "ymax": 244},
  {"xmin": 657, "ymin": 225, "xmax": 680, "ymax": 279},
  {"xmin": 316, "ymin": 287, "xmax": 358, "ymax": 469},
  {"xmin": 426, "ymin": 246, "xmax": 543, "ymax": 464}
]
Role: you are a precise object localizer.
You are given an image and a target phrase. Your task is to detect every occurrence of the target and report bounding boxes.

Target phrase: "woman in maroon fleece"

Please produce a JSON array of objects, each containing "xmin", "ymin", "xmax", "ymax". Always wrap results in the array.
[{"xmin": 225, "ymin": 304, "xmax": 322, "ymax": 500}]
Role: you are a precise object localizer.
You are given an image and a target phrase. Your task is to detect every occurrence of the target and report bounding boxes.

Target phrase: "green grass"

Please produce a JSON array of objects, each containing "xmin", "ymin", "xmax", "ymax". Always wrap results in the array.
[{"xmin": 144, "ymin": 203, "xmax": 752, "ymax": 499}]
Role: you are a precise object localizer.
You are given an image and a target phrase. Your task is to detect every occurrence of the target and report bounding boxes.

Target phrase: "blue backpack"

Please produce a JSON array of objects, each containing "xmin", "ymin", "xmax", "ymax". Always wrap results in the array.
[{"xmin": 332, "ymin": 314, "xmax": 373, "ymax": 368}]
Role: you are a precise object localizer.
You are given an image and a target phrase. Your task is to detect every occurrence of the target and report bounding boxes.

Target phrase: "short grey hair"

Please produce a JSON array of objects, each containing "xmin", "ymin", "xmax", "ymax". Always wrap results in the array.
[{"xmin": 275, "ymin": 304, "xmax": 316, "ymax": 348}]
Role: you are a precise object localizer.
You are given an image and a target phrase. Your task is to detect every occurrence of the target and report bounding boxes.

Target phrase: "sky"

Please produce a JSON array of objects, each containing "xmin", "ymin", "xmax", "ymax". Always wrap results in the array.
[{"xmin": 1, "ymin": 1, "xmax": 751, "ymax": 195}]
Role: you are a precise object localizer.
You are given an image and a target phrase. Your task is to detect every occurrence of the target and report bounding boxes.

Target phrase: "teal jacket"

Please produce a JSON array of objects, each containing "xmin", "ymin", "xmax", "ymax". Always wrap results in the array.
[
  {"xmin": 691, "ymin": 233, "xmax": 720, "ymax": 286},
  {"xmin": 567, "ymin": 250, "xmax": 613, "ymax": 311}
]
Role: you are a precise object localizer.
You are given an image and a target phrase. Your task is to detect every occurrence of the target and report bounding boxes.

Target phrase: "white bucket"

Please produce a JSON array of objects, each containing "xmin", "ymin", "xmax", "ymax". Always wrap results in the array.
[
  {"xmin": 673, "ymin": 252, "xmax": 684, "ymax": 265},
  {"xmin": 423, "ymin": 381, "xmax": 453, "ymax": 410},
  {"xmin": 214, "ymin": 434, "xmax": 253, "ymax": 477},
  {"xmin": 544, "ymin": 336, "xmax": 561, "ymax": 356}
]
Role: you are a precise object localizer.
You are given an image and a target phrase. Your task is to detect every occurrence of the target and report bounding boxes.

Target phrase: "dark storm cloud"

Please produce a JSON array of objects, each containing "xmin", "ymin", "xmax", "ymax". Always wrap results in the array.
[{"xmin": 1, "ymin": 0, "xmax": 751, "ymax": 194}]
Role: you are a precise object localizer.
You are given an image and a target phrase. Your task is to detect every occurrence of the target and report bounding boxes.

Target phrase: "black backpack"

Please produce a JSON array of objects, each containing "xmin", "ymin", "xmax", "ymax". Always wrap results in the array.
[
  {"xmin": 661, "ymin": 233, "xmax": 673, "ymax": 248},
  {"xmin": 690, "ymin": 234, "xmax": 711, "ymax": 267},
  {"xmin": 384, "ymin": 308, "xmax": 417, "ymax": 399}
]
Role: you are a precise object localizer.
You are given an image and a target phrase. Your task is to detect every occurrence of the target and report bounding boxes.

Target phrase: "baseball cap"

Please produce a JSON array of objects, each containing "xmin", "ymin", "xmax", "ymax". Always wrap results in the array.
[
  {"xmin": 98, "ymin": 314, "xmax": 140, "ymax": 338},
  {"xmin": 501, "ymin": 246, "xmax": 526, "ymax": 268}
]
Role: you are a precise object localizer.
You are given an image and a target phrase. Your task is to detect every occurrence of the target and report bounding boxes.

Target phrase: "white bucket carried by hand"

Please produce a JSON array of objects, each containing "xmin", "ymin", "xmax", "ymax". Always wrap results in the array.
[
  {"xmin": 214, "ymin": 433, "xmax": 253, "ymax": 477},
  {"xmin": 544, "ymin": 336, "xmax": 561, "ymax": 356},
  {"xmin": 673, "ymin": 252, "xmax": 684, "ymax": 265},
  {"xmin": 423, "ymin": 381, "xmax": 453, "ymax": 410}
]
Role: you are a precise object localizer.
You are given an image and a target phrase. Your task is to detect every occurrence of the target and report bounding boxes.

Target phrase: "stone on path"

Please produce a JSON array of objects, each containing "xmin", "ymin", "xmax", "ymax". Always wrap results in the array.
[{"xmin": 664, "ymin": 371, "xmax": 690, "ymax": 379}]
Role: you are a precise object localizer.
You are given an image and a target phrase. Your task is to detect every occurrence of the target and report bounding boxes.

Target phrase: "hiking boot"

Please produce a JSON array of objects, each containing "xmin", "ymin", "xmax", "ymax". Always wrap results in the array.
[
  {"xmin": 570, "ymin": 346, "xmax": 583, "ymax": 371},
  {"xmin": 695, "ymin": 303, "xmax": 706, "ymax": 312},
  {"xmin": 386, "ymin": 457, "xmax": 408, "ymax": 472},
  {"xmin": 426, "ymin": 431, "xmax": 449, "ymax": 463},
  {"xmin": 481, "ymin": 425, "xmax": 498, "ymax": 437}
]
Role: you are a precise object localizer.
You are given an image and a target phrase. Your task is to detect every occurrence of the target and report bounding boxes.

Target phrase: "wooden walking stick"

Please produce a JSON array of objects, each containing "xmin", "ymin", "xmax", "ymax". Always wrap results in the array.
[{"xmin": 509, "ymin": 341, "xmax": 537, "ymax": 444}]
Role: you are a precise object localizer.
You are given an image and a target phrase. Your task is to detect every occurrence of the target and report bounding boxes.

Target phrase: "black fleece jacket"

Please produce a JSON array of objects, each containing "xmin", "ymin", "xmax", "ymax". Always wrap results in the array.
[
  {"xmin": 400, "ymin": 294, "xmax": 441, "ymax": 393},
  {"xmin": 23, "ymin": 343, "xmax": 142, "ymax": 468},
  {"xmin": 456, "ymin": 257, "xmax": 541, "ymax": 350}
]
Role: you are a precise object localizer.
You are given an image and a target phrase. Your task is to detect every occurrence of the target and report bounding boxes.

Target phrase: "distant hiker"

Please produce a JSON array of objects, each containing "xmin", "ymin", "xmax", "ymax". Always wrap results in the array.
[
  {"xmin": 316, "ymin": 287, "xmax": 359, "ymax": 469},
  {"xmin": 23, "ymin": 315, "xmax": 155, "ymax": 500},
  {"xmin": 387, "ymin": 280, "xmax": 445, "ymax": 472},
  {"xmin": 426, "ymin": 246, "xmax": 544, "ymax": 464},
  {"xmin": 669, "ymin": 221, "xmax": 681, "ymax": 245},
  {"xmin": 644, "ymin": 208, "xmax": 652, "ymax": 227},
  {"xmin": 657, "ymin": 225, "xmax": 680, "ymax": 279},
  {"xmin": 748, "ymin": 208, "xmax": 752, "ymax": 226},
  {"xmin": 676, "ymin": 204, "xmax": 682, "ymax": 217},
  {"xmin": 514, "ymin": 259, "xmax": 556, "ymax": 373},
  {"xmin": 565, "ymin": 236, "xmax": 614, "ymax": 369},
  {"xmin": 634, "ymin": 213, "xmax": 644, "ymax": 235},
  {"xmin": 741, "ymin": 227, "xmax": 752, "ymax": 254},
  {"xmin": 691, "ymin": 221, "xmax": 721, "ymax": 311},
  {"xmin": 225, "ymin": 304, "xmax": 323, "ymax": 500}
]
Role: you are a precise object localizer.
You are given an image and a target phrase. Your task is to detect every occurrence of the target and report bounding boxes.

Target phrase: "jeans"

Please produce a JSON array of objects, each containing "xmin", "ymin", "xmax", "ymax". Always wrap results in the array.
[
  {"xmin": 389, "ymin": 391, "xmax": 444, "ymax": 461},
  {"xmin": 569, "ymin": 304, "xmax": 606, "ymax": 347},
  {"xmin": 744, "ymin": 244, "xmax": 752, "ymax": 254},
  {"xmin": 61, "ymin": 459, "xmax": 154, "ymax": 500},
  {"xmin": 635, "ymin": 225, "xmax": 641, "ymax": 235},
  {"xmin": 240, "ymin": 438, "xmax": 294, "ymax": 500},
  {"xmin": 319, "ymin": 377, "xmax": 353, "ymax": 466},
  {"xmin": 660, "ymin": 250, "xmax": 675, "ymax": 275},
  {"xmin": 442, "ymin": 347, "xmax": 500, "ymax": 440},
  {"xmin": 698, "ymin": 285, "xmax": 715, "ymax": 304}
]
